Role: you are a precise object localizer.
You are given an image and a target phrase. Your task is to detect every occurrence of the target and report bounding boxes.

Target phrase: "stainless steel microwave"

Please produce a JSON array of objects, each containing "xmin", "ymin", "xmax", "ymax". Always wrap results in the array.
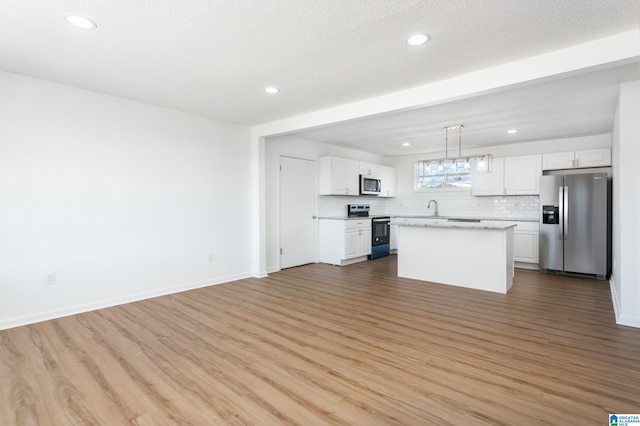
[{"xmin": 360, "ymin": 175, "xmax": 381, "ymax": 195}]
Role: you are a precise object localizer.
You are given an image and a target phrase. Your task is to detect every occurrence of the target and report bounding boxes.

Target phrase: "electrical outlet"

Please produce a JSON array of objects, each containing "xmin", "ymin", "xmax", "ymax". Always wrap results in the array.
[
  {"xmin": 208, "ymin": 254, "xmax": 214, "ymax": 263},
  {"xmin": 45, "ymin": 273, "xmax": 56, "ymax": 285}
]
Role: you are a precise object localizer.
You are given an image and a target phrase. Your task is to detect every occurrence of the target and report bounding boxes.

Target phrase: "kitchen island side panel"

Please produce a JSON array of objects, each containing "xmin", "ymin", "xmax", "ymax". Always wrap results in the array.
[{"xmin": 397, "ymin": 225, "xmax": 514, "ymax": 294}]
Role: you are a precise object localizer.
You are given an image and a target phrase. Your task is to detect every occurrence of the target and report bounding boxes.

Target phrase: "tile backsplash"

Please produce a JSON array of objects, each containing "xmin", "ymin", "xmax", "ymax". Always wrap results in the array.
[
  {"xmin": 318, "ymin": 196, "xmax": 387, "ymax": 216},
  {"xmin": 384, "ymin": 191, "xmax": 539, "ymax": 220},
  {"xmin": 318, "ymin": 191, "xmax": 539, "ymax": 220}
]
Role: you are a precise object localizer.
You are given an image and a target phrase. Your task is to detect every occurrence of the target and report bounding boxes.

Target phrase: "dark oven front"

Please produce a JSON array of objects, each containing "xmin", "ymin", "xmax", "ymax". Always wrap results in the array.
[{"xmin": 372, "ymin": 217, "xmax": 390, "ymax": 246}]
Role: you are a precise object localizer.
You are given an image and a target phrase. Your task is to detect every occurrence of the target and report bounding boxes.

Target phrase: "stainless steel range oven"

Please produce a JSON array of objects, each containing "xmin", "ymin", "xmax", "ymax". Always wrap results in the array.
[{"xmin": 371, "ymin": 216, "xmax": 390, "ymax": 259}]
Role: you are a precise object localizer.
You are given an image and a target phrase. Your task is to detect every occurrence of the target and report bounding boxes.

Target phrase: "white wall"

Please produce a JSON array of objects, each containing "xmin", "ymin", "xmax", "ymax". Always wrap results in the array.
[
  {"xmin": 611, "ymin": 80, "xmax": 640, "ymax": 327},
  {"xmin": 264, "ymin": 135, "xmax": 383, "ymax": 272},
  {"xmin": 384, "ymin": 134, "xmax": 611, "ymax": 219},
  {"xmin": 0, "ymin": 71, "xmax": 253, "ymax": 329}
]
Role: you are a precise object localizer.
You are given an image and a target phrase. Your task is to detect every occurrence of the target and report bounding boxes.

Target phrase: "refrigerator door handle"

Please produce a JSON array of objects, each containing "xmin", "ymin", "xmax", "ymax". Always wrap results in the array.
[
  {"xmin": 563, "ymin": 186, "xmax": 569, "ymax": 240},
  {"xmin": 558, "ymin": 186, "xmax": 564, "ymax": 240}
]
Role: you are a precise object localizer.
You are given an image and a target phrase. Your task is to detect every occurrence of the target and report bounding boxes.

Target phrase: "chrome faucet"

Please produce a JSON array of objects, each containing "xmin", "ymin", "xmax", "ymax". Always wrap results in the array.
[{"xmin": 427, "ymin": 200, "xmax": 438, "ymax": 216}]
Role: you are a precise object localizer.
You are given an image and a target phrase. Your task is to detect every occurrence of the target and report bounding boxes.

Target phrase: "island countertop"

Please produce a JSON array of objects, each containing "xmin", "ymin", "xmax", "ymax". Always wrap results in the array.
[
  {"xmin": 391, "ymin": 215, "xmax": 538, "ymax": 222},
  {"xmin": 393, "ymin": 221, "xmax": 517, "ymax": 230},
  {"xmin": 319, "ymin": 215, "xmax": 536, "ymax": 223}
]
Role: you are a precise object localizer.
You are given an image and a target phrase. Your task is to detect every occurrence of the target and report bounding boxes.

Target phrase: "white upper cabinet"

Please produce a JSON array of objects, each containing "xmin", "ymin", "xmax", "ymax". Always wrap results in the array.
[
  {"xmin": 541, "ymin": 151, "xmax": 574, "ymax": 170},
  {"xmin": 319, "ymin": 157, "xmax": 395, "ymax": 196},
  {"xmin": 378, "ymin": 165, "xmax": 397, "ymax": 197},
  {"xmin": 472, "ymin": 155, "xmax": 542, "ymax": 196},
  {"xmin": 574, "ymin": 148, "xmax": 612, "ymax": 169},
  {"xmin": 504, "ymin": 155, "xmax": 542, "ymax": 195},
  {"xmin": 359, "ymin": 161, "xmax": 379, "ymax": 177},
  {"xmin": 471, "ymin": 157, "xmax": 505, "ymax": 196},
  {"xmin": 319, "ymin": 156, "xmax": 360, "ymax": 195},
  {"xmin": 542, "ymin": 148, "xmax": 611, "ymax": 170}
]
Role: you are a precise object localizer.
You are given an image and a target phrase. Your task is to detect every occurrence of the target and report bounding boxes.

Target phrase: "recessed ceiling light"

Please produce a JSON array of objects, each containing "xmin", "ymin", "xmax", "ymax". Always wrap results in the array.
[
  {"xmin": 407, "ymin": 34, "xmax": 430, "ymax": 46},
  {"xmin": 402, "ymin": 142, "xmax": 411, "ymax": 146},
  {"xmin": 264, "ymin": 87, "xmax": 280, "ymax": 94},
  {"xmin": 507, "ymin": 129, "xmax": 518, "ymax": 134},
  {"xmin": 65, "ymin": 15, "xmax": 97, "ymax": 30}
]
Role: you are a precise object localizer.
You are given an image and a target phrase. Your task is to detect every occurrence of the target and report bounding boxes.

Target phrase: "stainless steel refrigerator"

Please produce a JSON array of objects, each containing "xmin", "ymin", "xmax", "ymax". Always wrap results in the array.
[{"xmin": 539, "ymin": 172, "xmax": 610, "ymax": 279}]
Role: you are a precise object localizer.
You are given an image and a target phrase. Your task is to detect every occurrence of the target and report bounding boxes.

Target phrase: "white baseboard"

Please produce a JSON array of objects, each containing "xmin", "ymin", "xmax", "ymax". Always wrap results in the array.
[
  {"xmin": 266, "ymin": 265, "xmax": 280, "ymax": 274},
  {"xmin": 609, "ymin": 277, "xmax": 621, "ymax": 322},
  {"xmin": 609, "ymin": 277, "xmax": 640, "ymax": 328},
  {"xmin": 618, "ymin": 317, "xmax": 640, "ymax": 328},
  {"xmin": 0, "ymin": 272, "xmax": 253, "ymax": 331},
  {"xmin": 339, "ymin": 256, "xmax": 369, "ymax": 266},
  {"xmin": 515, "ymin": 262, "xmax": 539, "ymax": 270}
]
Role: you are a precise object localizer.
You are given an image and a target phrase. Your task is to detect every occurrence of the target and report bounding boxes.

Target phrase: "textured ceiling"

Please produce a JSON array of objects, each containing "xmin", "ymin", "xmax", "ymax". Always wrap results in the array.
[
  {"xmin": 291, "ymin": 62, "xmax": 640, "ymax": 155},
  {"xmin": 1, "ymin": 0, "xmax": 638, "ymax": 128}
]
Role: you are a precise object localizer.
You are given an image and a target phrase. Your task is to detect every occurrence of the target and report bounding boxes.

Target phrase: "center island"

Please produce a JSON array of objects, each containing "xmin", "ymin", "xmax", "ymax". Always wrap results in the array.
[{"xmin": 395, "ymin": 220, "xmax": 516, "ymax": 294}]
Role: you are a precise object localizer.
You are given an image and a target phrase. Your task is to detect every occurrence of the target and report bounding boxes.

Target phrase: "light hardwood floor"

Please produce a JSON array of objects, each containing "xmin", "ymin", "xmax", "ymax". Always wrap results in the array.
[{"xmin": 1, "ymin": 255, "xmax": 639, "ymax": 425}]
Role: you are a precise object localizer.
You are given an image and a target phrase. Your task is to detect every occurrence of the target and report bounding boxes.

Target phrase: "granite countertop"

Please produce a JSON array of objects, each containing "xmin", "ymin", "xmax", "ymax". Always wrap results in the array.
[
  {"xmin": 318, "ymin": 215, "xmax": 388, "ymax": 220},
  {"xmin": 390, "ymin": 215, "xmax": 538, "ymax": 222},
  {"xmin": 318, "ymin": 215, "xmax": 537, "ymax": 222},
  {"xmin": 395, "ymin": 221, "xmax": 517, "ymax": 230}
]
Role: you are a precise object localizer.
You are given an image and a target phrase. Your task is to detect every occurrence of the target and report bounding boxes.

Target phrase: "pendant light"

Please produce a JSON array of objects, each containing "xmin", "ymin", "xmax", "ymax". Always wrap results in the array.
[{"xmin": 431, "ymin": 124, "xmax": 493, "ymax": 173}]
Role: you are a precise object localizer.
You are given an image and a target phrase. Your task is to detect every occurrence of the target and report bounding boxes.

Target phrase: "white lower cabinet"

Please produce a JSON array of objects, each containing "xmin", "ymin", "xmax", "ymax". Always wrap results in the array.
[
  {"xmin": 345, "ymin": 227, "xmax": 371, "ymax": 258},
  {"xmin": 512, "ymin": 222, "xmax": 539, "ymax": 265},
  {"xmin": 319, "ymin": 219, "xmax": 371, "ymax": 266}
]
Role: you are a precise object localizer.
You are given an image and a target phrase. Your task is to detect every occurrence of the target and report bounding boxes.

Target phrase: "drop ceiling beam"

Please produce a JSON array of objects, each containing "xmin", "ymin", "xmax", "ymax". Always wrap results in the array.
[{"xmin": 253, "ymin": 30, "xmax": 639, "ymax": 139}]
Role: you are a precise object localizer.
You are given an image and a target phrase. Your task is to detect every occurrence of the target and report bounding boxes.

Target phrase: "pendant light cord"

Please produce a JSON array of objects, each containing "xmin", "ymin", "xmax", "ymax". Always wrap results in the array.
[{"xmin": 445, "ymin": 127, "xmax": 449, "ymax": 158}]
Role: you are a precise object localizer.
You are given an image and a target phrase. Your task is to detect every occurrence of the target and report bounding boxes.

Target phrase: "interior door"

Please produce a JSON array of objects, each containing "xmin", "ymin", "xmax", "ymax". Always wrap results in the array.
[{"xmin": 280, "ymin": 156, "xmax": 317, "ymax": 269}]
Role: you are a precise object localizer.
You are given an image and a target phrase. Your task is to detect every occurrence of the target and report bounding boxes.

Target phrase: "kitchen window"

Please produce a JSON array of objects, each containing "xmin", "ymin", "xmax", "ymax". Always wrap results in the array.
[{"xmin": 415, "ymin": 159, "xmax": 471, "ymax": 190}]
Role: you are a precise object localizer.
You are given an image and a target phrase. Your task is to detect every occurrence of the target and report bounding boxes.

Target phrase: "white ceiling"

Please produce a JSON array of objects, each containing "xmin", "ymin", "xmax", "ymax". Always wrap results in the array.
[
  {"xmin": 291, "ymin": 62, "xmax": 640, "ymax": 156},
  {"xmin": 1, "ymin": 0, "xmax": 638, "ymax": 153}
]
